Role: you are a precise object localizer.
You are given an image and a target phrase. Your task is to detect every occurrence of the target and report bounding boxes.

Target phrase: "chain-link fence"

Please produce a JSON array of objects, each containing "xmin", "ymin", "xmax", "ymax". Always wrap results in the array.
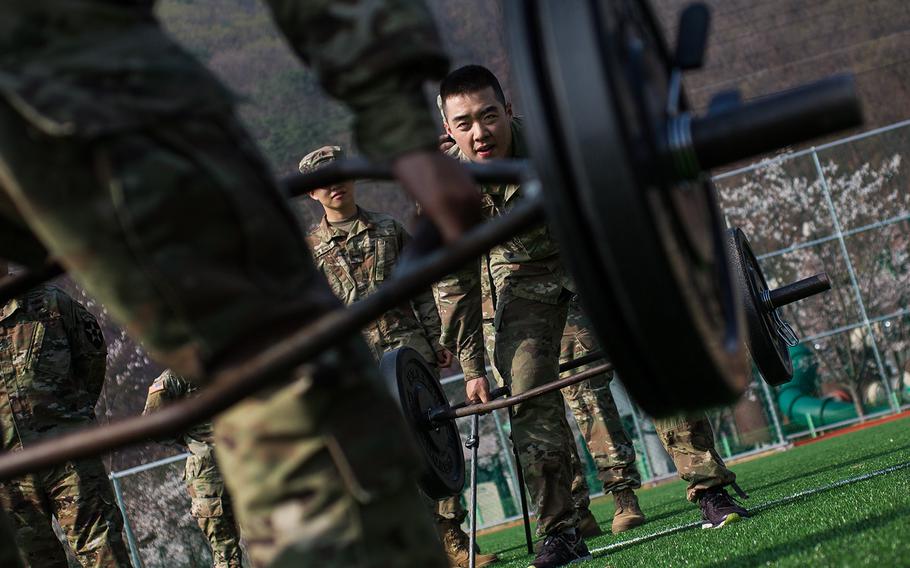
[{"xmin": 105, "ymin": 119, "xmax": 910, "ymax": 566}]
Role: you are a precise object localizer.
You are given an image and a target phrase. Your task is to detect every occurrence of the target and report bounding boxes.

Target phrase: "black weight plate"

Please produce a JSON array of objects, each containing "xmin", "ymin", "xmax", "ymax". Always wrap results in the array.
[
  {"xmin": 507, "ymin": 0, "xmax": 747, "ymax": 417},
  {"xmin": 380, "ymin": 347, "xmax": 465, "ymax": 499},
  {"xmin": 726, "ymin": 228, "xmax": 793, "ymax": 386}
]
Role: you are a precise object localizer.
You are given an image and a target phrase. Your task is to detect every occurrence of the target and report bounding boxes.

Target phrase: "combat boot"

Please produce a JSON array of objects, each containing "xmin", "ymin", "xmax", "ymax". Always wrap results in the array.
[
  {"xmin": 611, "ymin": 488, "xmax": 646, "ymax": 533},
  {"xmin": 440, "ymin": 520, "xmax": 499, "ymax": 568}
]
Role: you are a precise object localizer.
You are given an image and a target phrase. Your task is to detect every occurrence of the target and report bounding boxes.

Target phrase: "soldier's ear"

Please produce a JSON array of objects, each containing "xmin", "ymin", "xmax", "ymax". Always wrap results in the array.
[
  {"xmin": 505, "ymin": 102, "xmax": 513, "ymax": 119},
  {"xmin": 308, "ymin": 190, "xmax": 320, "ymax": 202}
]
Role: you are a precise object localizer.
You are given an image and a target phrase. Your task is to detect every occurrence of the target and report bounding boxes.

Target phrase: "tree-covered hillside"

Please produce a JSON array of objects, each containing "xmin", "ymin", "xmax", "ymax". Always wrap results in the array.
[{"xmin": 156, "ymin": 0, "xmax": 513, "ymax": 230}]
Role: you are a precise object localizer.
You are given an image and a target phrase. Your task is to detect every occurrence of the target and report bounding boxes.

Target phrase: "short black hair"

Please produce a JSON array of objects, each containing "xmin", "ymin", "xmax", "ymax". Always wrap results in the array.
[{"xmin": 439, "ymin": 65, "xmax": 506, "ymax": 116}]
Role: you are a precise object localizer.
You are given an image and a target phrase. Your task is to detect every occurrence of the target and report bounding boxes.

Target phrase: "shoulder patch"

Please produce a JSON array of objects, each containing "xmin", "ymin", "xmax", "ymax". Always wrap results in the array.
[
  {"xmin": 81, "ymin": 315, "xmax": 104, "ymax": 349},
  {"xmin": 148, "ymin": 382, "xmax": 165, "ymax": 394}
]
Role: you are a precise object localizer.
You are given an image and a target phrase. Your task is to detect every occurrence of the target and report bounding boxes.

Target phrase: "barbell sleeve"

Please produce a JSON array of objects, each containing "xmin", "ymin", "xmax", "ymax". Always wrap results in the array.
[
  {"xmin": 0, "ymin": 196, "xmax": 546, "ymax": 481},
  {"xmin": 766, "ymin": 273, "xmax": 831, "ymax": 309},
  {"xmin": 689, "ymin": 75, "xmax": 862, "ymax": 171}
]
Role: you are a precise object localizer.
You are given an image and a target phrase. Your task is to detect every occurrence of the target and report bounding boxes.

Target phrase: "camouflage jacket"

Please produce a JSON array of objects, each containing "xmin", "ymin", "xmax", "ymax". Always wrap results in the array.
[
  {"xmin": 142, "ymin": 369, "xmax": 213, "ymax": 454},
  {"xmin": 435, "ymin": 118, "xmax": 570, "ymax": 380},
  {"xmin": 0, "ymin": 286, "xmax": 107, "ymax": 450},
  {"xmin": 0, "ymin": 0, "xmax": 447, "ymax": 159},
  {"xmin": 307, "ymin": 207, "xmax": 442, "ymax": 364}
]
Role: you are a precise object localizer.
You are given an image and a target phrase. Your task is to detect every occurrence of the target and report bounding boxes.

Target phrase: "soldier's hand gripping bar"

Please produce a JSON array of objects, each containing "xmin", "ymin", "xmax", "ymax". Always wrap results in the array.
[
  {"xmin": 427, "ymin": 348, "xmax": 606, "ymax": 423},
  {"xmin": 427, "ymin": 361, "xmax": 613, "ymax": 424},
  {"xmin": 437, "ymin": 348, "xmax": 605, "ymax": 416}
]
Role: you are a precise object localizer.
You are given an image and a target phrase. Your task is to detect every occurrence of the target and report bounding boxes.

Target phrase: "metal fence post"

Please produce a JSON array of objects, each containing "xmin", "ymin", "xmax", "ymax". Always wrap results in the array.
[
  {"xmin": 812, "ymin": 148, "xmax": 900, "ymax": 414},
  {"xmin": 628, "ymin": 403, "xmax": 654, "ymax": 481},
  {"xmin": 758, "ymin": 377, "xmax": 787, "ymax": 444},
  {"xmin": 109, "ymin": 473, "xmax": 144, "ymax": 568}
]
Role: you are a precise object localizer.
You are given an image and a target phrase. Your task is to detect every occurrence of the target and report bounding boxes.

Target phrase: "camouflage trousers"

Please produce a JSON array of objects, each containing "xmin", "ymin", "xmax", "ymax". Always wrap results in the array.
[
  {"xmin": 562, "ymin": 301, "xmax": 736, "ymax": 502},
  {"xmin": 490, "ymin": 294, "xmax": 577, "ymax": 535},
  {"xmin": 0, "ymin": 90, "xmax": 446, "ymax": 568},
  {"xmin": 185, "ymin": 446, "xmax": 244, "ymax": 568},
  {"xmin": 0, "ymin": 457, "xmax": 130, "ymax": 567},
  {"xmin": 655, "ymin": 414, "xmax": 737, "ymax": 501},
  {"xmin": 560, "ymin": 303, "xmax": 641, "ymax": 500}
]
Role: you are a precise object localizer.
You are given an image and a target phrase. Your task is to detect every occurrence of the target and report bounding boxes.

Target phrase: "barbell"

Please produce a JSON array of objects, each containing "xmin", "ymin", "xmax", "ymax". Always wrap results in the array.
[
  {"xmin": 384, "ymin": 223, "xmax": 832, "ymax": 502},
  {"xmin": 381, "ymin": 346, "xmax": 616, "ymax": 499},
  {"xmin": 727, "ymin": 228, "xmax": 831, "ymax": 386},
  {"xmin": 0, "ymin": 0, "xmax": 858, "ymax": 480}
]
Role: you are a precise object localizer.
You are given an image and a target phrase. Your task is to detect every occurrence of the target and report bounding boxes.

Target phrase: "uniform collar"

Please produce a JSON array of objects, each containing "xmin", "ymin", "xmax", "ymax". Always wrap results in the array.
[{"xmin": 314, "ymin": 206, "xmax": 373, "ymax": 244}]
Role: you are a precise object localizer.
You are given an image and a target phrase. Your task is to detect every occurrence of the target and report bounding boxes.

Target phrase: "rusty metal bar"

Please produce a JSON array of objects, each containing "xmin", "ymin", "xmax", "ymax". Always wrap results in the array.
[
  {"xmin": 438, "ymin": 349, "xmax": 606, "ymax": 415},
  {"xmin": 0, "ymin": 160, "xmax": 529, "ymax": 305},
  {"xmin": 434, "ymin": 362, "xmax": 614, "ymax": 421},
  {"xmin": 0, "ymin": 196, "xmax": 545, "ymax": 481}
]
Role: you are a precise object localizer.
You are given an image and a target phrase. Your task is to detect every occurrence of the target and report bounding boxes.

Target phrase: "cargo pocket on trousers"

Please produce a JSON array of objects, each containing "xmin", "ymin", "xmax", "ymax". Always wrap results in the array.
[{"xmin": 191, "ymin": 497, "xmax": 224, "ymax": 518}]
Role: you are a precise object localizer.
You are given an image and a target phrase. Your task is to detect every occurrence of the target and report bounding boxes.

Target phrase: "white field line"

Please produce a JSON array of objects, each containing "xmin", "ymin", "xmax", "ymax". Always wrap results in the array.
[{"xmin": 588, "ymin": 460, "xmax": 910, "ymax": 556}]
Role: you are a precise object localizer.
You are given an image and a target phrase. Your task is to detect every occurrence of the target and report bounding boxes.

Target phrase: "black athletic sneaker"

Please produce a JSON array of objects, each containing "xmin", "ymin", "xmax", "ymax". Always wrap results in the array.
[
  {"xmin": 698, "ymin": 487, "xmax": 750, "ymax": 529},
  {"xmin": 528, "ymin": 530, "xmax": 592, "ymax": 568}
]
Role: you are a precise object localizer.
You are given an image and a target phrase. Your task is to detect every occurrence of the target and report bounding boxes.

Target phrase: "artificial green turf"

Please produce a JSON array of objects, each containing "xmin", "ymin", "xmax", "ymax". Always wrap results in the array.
[{"xmin": 477, "ymin": 416, "xmax": 910, "ymax": 567}]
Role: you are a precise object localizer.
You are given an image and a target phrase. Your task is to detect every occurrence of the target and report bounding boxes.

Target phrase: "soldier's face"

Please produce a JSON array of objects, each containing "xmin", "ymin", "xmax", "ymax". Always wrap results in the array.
[
  {"xmin": 309, "ymin": 180, "xmax": 356, "ymax": 212},
  {"xmin": 443, "ymin": 88, "xmax": 513, "ymax": 162}
]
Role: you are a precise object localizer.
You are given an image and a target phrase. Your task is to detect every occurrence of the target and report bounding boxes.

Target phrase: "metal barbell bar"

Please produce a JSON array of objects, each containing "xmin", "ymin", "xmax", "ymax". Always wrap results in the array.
[
  {"xmin": 0, "ymin": 160, "xmax": 527, "ymax": 306},
  {"xmin": 427, "ymin": 350, "xmax": 607, "ymax": 423},
  {"xmin": 430, "ymin": 362, "xmax": 613, "ymax": 424},
  {"xmin": 0, "ymin": 195, "xmax": 544, "ymax": 481}
]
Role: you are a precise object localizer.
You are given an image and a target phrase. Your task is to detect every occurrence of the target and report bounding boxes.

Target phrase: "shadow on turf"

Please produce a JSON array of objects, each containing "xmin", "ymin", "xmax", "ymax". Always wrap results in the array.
[
  {"xmin": 743, "ymin": 442, "xmax": 910, "ymax": 494},
  {"xmin": 697, "ymin": 503, "xmax": 910, "ymax": 567}
]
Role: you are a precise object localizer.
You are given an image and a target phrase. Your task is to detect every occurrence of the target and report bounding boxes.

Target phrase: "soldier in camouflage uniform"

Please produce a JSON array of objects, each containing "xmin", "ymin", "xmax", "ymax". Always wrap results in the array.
[
  {"xmin": 0, "ymin": 2, "xmax": 481, "ymax": 566},
  {"xmin": 143, "ymin": 370, "xmax": 245, "ymax": 568},
  {"xmin": 0, "ymin": 277, "xmax": 131, "ymax": 567},
  {"xmin": 435, "ymin": 65, "xmax": 591, "ymax": 568},
  {"xmin": 558, "ymin": 300, "xmax": 645, "ymax": 534},
  {"xmin": 301, "ymin": 145, "xmax": 498, "ymax": 568},
  {"xmin": 478, "ymin": 285, "xmax": 608, "ymax": 540}
]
